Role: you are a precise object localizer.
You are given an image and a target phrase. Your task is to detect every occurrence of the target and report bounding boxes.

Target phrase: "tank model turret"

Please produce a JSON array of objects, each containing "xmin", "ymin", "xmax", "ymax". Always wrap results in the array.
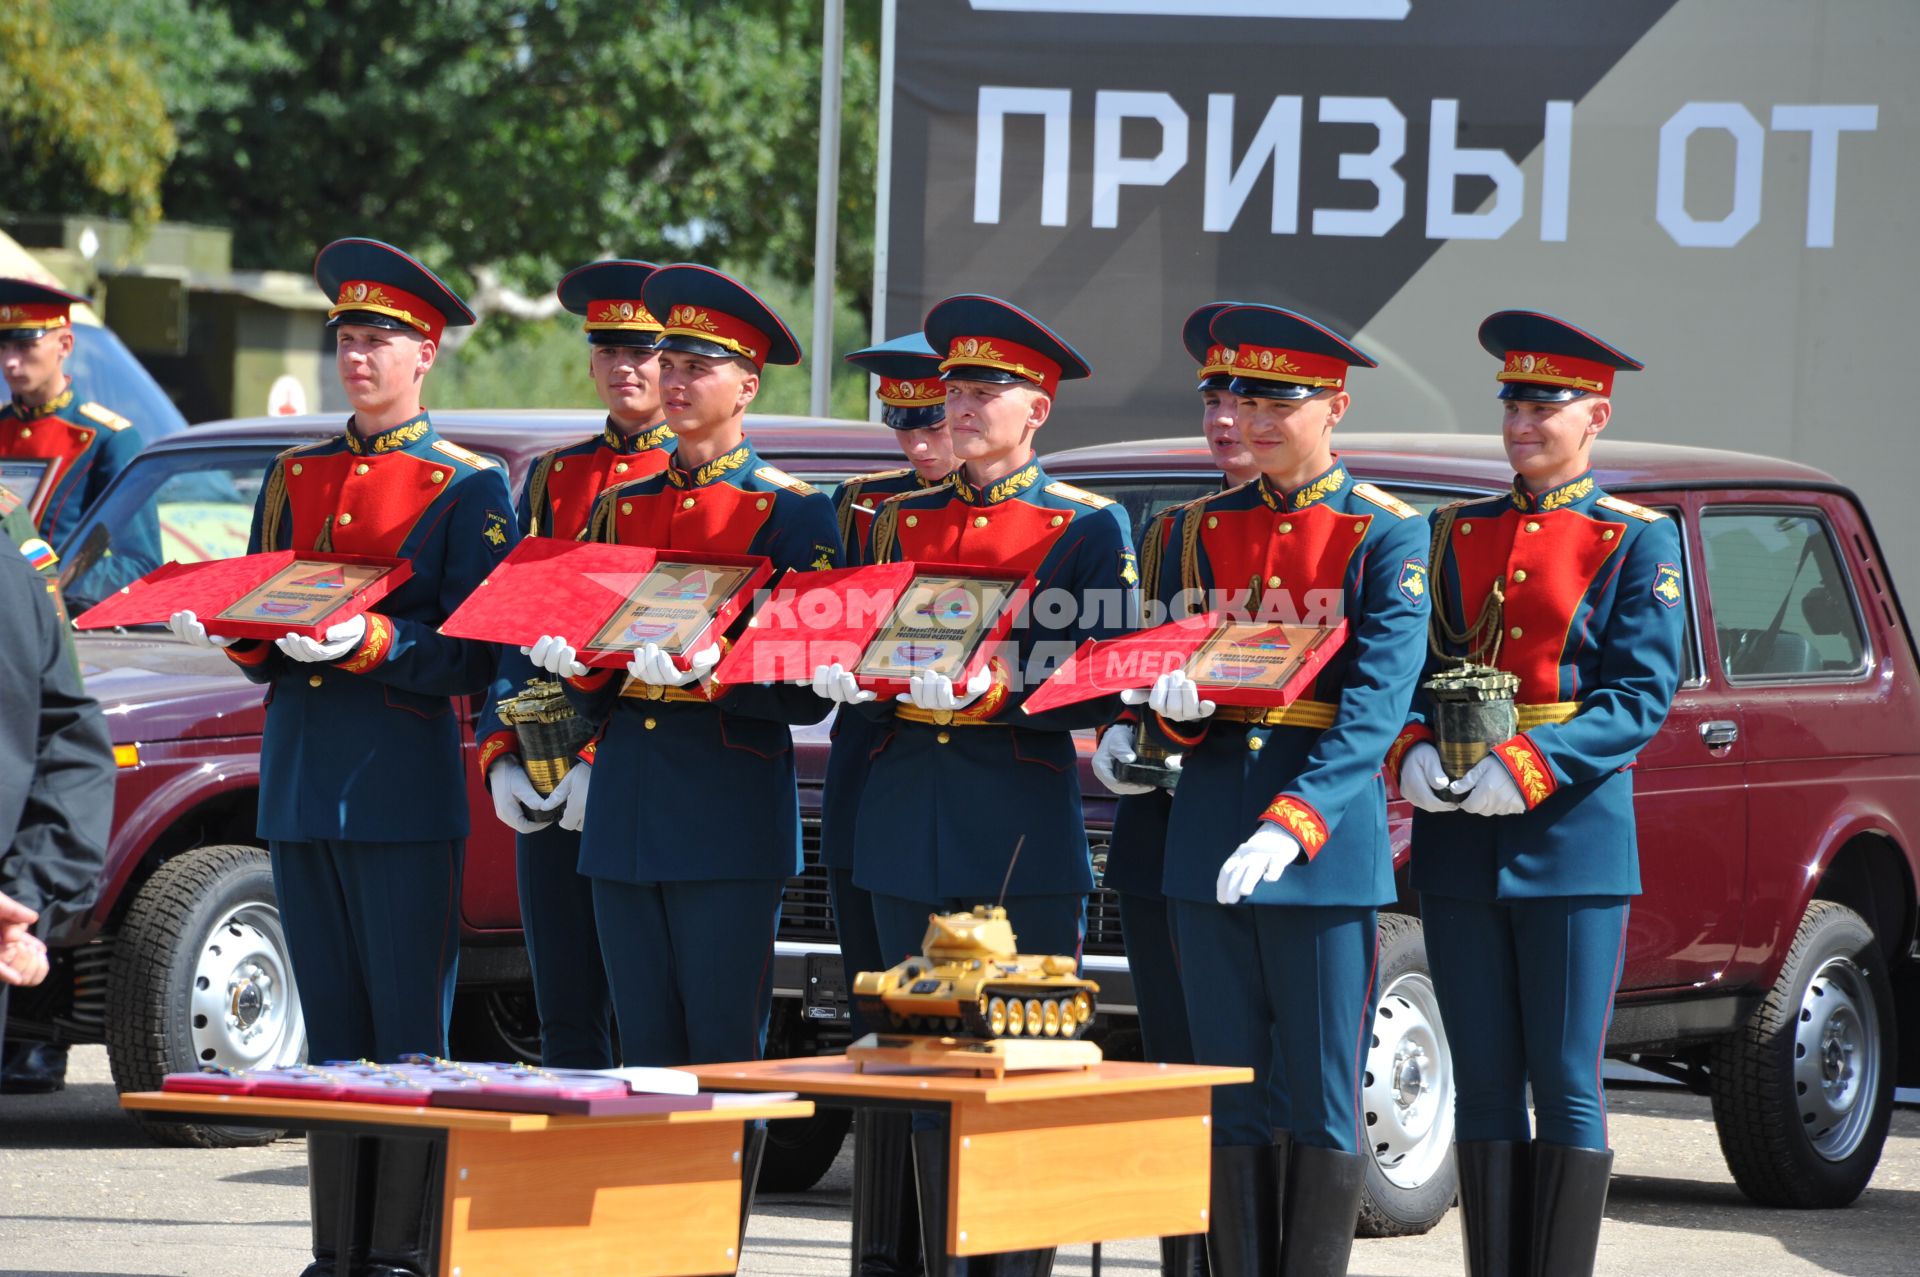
[{"xmin": 852, "ymin": 906, "xmax": 1099, "ymax": 1040}]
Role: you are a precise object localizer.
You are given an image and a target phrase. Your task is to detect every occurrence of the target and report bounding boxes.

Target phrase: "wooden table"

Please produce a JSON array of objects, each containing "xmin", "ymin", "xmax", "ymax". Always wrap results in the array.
[
  {"xmin": 122, "ymin": 1090, "xmax": 813, "ymax": 1277},
  {"xmin": 683, "ymin": 1056, "xmax": 1251, "ymax": 1265}
]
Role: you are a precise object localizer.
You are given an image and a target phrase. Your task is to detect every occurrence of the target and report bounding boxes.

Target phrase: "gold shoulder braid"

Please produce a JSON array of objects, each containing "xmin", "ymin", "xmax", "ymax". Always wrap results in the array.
[
  {"xmin": 1425, "ymin": 499, "xmax": 1504, "ymax": 664},
  {"xmin": 587, "ymin": 488, "xmax": 618, "ymax": 544},
  {"xmin": 525, "ymin": 450, "xmax": 561, "ymax": 538},
  {"xmin": 259, "ymin": 457, "xmax": 291, "ymax": 551},
  {"xmin": 871, "ymin": 494, "xmax": 903, "ymax": 564},
  {"xmin": 1178, "ymin": 495, "xmax": 1212, "ymax": 607},
  {"xmin": 1137, "ymin": 509, "xmax": 1172, "ymax": 605},
  {"xmin": 834, "ymin": 478, "xmax": 865, "ymax": 552}
]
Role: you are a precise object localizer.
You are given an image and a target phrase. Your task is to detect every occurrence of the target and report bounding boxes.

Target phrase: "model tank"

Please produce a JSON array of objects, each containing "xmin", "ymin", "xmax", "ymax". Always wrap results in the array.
[{"xmin": 851, "ymin": 905, "xmax": 1099, "ymax": 1040}]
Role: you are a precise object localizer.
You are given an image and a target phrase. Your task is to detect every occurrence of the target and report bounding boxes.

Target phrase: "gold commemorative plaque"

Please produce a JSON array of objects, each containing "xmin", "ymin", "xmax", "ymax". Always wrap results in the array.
[
  {"xmin": 853, "ymin": 573, "xmax": 1022, "ymax": 683},
  {"xmin": 215, "ymin": 559, "xmax": 400, "ymax": 629},
  {"xmin": 585, "ymin": 561, "xmax": 761, "ymax": 657},
  {"xmin": 1183, "ymin": 621, "xmax": 1336, "ymax": 693}
]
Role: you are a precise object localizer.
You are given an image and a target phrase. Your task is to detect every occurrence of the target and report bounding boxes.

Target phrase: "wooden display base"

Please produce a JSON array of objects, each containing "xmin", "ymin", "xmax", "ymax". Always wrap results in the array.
[{"xmin": 846, "ymin": 1032, "xmax": 1102, "ymax": 1078}]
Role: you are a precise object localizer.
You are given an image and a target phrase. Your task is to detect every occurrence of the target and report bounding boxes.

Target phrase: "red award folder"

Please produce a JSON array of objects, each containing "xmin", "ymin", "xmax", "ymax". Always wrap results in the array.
[
  {"xmin": 712, "ymin": 560, "xmax": 1029, "ymax": 697},
  {"xmin": 71, "ymin": 551, "xmax": 413, "ymax": 641},
  {"xmin": 438, "ymin": 536, "xmax": 773, "ymax": 670},
  {"xmin": 1021, "ymin": 613, "xmax": 1349, "ymax": 715}
]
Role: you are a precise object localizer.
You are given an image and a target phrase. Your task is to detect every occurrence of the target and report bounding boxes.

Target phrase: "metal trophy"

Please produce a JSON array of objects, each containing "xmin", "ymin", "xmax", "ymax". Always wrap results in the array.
[
  {"xmin": 495, "ymin": 679, "xmax": 596, "ymax": 797},
  {"xmin": 1421, "ymin": 664, "xmax": 1521, "ymax": 797},
  {"xmin": 1112, "ymin": 714, "xmax": 1183, "ymax": 790}
]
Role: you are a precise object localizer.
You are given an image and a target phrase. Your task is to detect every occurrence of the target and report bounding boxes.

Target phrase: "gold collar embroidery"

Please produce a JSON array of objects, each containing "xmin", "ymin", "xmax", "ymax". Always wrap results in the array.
[
  {"xmin": 1257, "ymin": 463, "xmax": 1348, "ymax": 512},
  {"xmin": 604, "ymin": 419, "xmax": 673, "ymax": 454},
  {"xmin": 665, "ymin": 442, "xmax": 751, "ymax": 488},
  {"xmin": 6, "ymin": 386, "xmax": 74, "ymax": 421},
  {"xmin": 348, "ymin": 414, "xmax": 431, "ymax": 455},
  {"xmin": 1513, "ymin": 474, "xmax": 1595, "ymax": 513},
  {"xmin": 954, "ymin": 460, "xmax": 1041, "ymax": 506}
]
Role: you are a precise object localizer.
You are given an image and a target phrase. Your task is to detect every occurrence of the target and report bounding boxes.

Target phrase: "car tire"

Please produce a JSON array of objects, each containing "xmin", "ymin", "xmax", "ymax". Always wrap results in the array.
[
  {"xmin": 105, "ymin": 844, "xmax": 306, "ymax": 1149},
  {"xmin": 1356, "ymin": 912, "xmax": 1458, "ymax": 1238},
  {"xmin": 1709, "ymin": 899, "xmax": 1895, "ymax": 1207},
  {"xmin": 758, "ymin": 1105, "xmax": 854, "ymax": 1194}
]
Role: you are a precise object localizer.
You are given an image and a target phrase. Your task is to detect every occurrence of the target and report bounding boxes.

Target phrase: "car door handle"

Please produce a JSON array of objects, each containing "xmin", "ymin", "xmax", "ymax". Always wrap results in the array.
[{"xmin": 1699, "ymin": 720, "xmax": 1739, "ymax": 749}]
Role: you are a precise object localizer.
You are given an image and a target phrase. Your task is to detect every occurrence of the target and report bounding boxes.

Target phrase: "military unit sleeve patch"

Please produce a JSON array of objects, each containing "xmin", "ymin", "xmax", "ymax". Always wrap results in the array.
[
  {"xmin": 811, "ymin": 543, "xmax": 838, "ymax": 571},
  {"xmin": 1119, "ymin": 548, "xmax": 1140, "ymax": 586},
  {"xmin": 1653, "ymin": 562, "xmax": 1683, "ymax": 608},
  {"xmin": 483, "ymin": 510, "xmax": 509, "ymax": 548},
  {"xmin": 1398, "ymin": 557, "xmax": 1428, "ymax": 603}
]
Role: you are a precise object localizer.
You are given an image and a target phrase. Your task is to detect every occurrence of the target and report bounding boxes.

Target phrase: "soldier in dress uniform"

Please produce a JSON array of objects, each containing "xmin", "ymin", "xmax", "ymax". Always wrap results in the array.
[
  {"xmin": 166, "ymin": 238, "xmax": 517, "ymax": 1277},
  {"xmin": 1387, "ymin": 312, "xmax": 1682, "ymax": 1277},
  {"xmin": 1136, "ymin": 305, "xmax": 1429, "ymax": 1276},
  {"xmin": 828, "ymin": 332, "xmax": 957, "ymax": 1277},
  {"xmin": 813, "ymin": 295, "xmax": 1136, "ymax": 1277},
  {"xmin": 473, "ymin": 259, "xmax": 676, "ymax": 1069},
  {"xmin": 1091, "ymin": 301, "xmax": 1258, "ymax": 1277},
  {"xmin": 524, "ymin": 263, "xmax": 840, "ymax": 1251},
  {"xmin": 0, "ymin": 279, "xmax": 143, "ymax": 549}
]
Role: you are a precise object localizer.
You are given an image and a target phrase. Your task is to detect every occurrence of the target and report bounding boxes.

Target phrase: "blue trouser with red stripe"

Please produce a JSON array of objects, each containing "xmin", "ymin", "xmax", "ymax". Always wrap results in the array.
[
  {"xmin": 591, "ymin": 877, "xmax": 785, "ymax": 1067},
  {"xmin": 1420, "ymin": 893, "xmax": 1629, "ymax": 1150},
  {"xmin": 269, "ymin": 839, "xmax": 463, "ymax": 1063},
  {"xmin": 1171, "ymin": 900, "xmax": 1378, "ymax": 1152}
]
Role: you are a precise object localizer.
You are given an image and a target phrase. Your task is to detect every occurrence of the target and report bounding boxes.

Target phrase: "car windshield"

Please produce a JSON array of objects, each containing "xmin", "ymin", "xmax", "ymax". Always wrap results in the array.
[{"xmin": 62, "ymin": 445, "xmax": 282, "ymax": 613}]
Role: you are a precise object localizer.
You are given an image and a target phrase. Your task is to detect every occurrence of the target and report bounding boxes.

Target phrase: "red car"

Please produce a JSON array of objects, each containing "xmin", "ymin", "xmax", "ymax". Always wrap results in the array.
[{"xmin": 1045, "ymin": 431, "xmax": 1920, "ymax": 1224}]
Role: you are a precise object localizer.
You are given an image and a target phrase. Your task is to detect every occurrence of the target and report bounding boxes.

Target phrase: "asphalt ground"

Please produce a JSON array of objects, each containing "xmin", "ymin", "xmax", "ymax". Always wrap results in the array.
[{"xmin": 1, "ymin": 1048, "xmax": 1916, "ymax": 1276}]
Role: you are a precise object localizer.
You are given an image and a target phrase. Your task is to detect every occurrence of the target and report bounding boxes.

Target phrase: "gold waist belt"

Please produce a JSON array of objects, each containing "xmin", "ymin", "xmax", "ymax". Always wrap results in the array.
[
  {"xmin": 1212, "ymin": 700, "xmax": 1339, "ymax": 730},
  {"xmin": 895, "ymin": 704, "xmax": 999, "ymax": 727},
  {"xmin": 1515, "ymin": 700, "xmax": 1582, "ymax": 729}
]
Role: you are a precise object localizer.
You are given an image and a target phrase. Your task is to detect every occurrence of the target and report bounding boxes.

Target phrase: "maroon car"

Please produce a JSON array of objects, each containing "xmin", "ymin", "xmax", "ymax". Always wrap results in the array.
[{"xmin": 1045, "ymin": 431, "xmax": 1920, "ymax": 1224}]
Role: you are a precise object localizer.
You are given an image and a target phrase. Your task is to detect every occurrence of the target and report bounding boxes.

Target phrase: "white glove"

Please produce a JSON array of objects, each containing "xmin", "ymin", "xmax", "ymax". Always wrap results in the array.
[
  {"xmin": 1092, "ymin": 725, "xmax": 1154, "ymax": 795},
  {"xmin": 525, "ymin": 634, "xmax": 589, "ymax": 679},
  {"xmin": 548, "ymin": 762, "xmax": 591, "ymax": 832},
  {"xmin": 898, "ymin": 665, "xmax": 993, "ymax": 712},
  {"xmin": 1119, "ymin": 670, "xmax": 1216, "ymax": 722},
  {"xmin": 1397, "ymin": 742, "xmax": 1456, "ymax": 814},
  {"xmin": 487, "ymin": 758, "xmax": 553, "ymax": 834},
  {"xmin": 807, "ymin": 662, "xmax": 876, "ymax": 705},
  {"xmin": 1216, "ymin": 824, "xmax": 1301, "ymax": 905},
  {"xmin": 167, "ymin": 610, "xmax": 236, "ymax": 649},
  {"xmin": 276, "ymin": 613, "xmax": 368, "ymax": 663},
  {"xmin": 627, "ymin": 641, "xmax": 720, "ymax": 688},
  {"xmin": 1452, "ymin": 754, "xmax": 1528, "ymax": 817}
]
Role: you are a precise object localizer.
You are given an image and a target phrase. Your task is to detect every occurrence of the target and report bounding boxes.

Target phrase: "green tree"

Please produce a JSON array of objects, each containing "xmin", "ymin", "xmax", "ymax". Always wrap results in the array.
[{"xmin": 0, "ymin": 0, "xmax": 177, "ymax": 231}]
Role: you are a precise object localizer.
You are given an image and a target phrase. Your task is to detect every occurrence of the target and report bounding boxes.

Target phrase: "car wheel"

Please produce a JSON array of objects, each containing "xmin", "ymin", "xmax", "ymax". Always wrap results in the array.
[
  {"xmin": 1356, "ymin": 912, "xmax": 1458, "ymax": 1238},
  {"xmin": 105, "ymin": 844, "xmax": 306, "ymax": 1149},
  {"xmin": 449, "ymin": 989, "xmax": 546, "ymax": 1065},
  {"xmin": 1709, "ymin": 899, "xmax": 1895, "ymax": 1207}
]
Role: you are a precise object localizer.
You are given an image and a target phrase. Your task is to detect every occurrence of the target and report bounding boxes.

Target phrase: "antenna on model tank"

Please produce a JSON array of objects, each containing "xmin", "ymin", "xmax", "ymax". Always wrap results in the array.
[{"xmin": 995, "ymin": 835, "xmax": 1028, "ymax": 912}]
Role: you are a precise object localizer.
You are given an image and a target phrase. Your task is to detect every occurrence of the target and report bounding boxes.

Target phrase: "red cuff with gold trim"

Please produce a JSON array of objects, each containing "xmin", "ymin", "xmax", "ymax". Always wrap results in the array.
[
  {"xmin": 223, "ymin": 639, "xmax": 272, "ymax": 667},
  {"xmin": 336, "ymin": 613, "xmax": 394, "ymax": 675},
  {"xmin": 478, "ymin": 731, "xmax": 517, "ymax": 775},
  {"xmin": 1154, "ymin": 711, "xmax": 1208, "ymax": 749},
  {"xmin": 577, "ymin": 737, "xmax": 599, "ymax": 766},
  {"xmin": 1491, "ymin": 733, "xmax": 1557, "ymax": 809},
  {"xmin": 954, "ymin": 657, "xmax": 1011, "ymax": 722},
  {"xmin": 1259, "ymin": 794, "xmax": 1330, "ymax": 859},
  {"xmin": 1384, "ymin": 723, "xmax": 1433, "ymax": 781}
]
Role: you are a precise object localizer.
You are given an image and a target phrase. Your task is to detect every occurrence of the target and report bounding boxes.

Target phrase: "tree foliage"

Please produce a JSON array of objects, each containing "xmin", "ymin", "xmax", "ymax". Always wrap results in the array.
[
  {"xmin": 0, "ymin": 0, "xmax": 177, "ymax": 231},
  {"xmin": 140, "ymin": 0, "xmax": 882, "ymax": 313}
]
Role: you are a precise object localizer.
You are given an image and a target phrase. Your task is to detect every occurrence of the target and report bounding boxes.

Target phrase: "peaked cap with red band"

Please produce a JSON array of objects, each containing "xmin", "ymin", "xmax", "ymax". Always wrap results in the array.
[
  {"xmin": 845, "ymin": 332, "xmax": 947, "ymax": 431},
  {"xmin": 1211, "ymin": 303, "xmax": 1377, "ymax": 401},
  {"xmin": 0, "ymin": 278, "xmax": 87, "ymax": 341},
  {"xmin": 314, "ymin": 238, "xmax": 475, "ymax": 345},
  {"xmin": 924, "ymin": 294, "xmax": 1091, "ymax": 397},
  {"xmin": 1183, "ymin": 300, "xmax": 1245, "ymax": 391},
  {"xmin": 641, "ymin": 263, "xmax": 801, "ymax": 369},
  {"xmin": 557, "ymin": 259, "xmax": 664, "ymax": 347},
  {"xmin": 1479, "ymin": 310, "xmax": 1643, "ymax": 402}
]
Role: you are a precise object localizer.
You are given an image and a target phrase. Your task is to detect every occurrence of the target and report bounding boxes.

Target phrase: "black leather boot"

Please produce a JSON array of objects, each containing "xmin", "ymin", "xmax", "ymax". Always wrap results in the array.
[
  {"xmin": 299, "ymin": 1133, "xmax": 369, "ymax": 1277},
  {"xmin": 737, "ymin": 1122, "xmax": 770, "ymax": 1262},
  {"xmin": 364, "ymin": 1137, "xmax": 442, "ymax": 1277},
  {"xmin": 1160, "ymin": 1233, "xmax": 1210, "ymax": 1277},
  {"xmin": 1527, "ymin": 1143, "xmax": 1612, "ymax": 1277},
  {"xmin": 1276, "ymin": 1144, "xmax": 1365, "ymax": 1277},
  {"xmin": 853, "ymin": 1110, "xmax": 924, "ymax": 1276},
  {"xmin": 1455, "ymin": 1141, "xmax": 1531, "ymax": 1277},
  {"xmin": 1205, "ymin": 1144, "xmax": 1278, "ymax": 1277},
  {"xmin": 0, "ymin": 1041, "xmax": 68, "ymax": 1093}
]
